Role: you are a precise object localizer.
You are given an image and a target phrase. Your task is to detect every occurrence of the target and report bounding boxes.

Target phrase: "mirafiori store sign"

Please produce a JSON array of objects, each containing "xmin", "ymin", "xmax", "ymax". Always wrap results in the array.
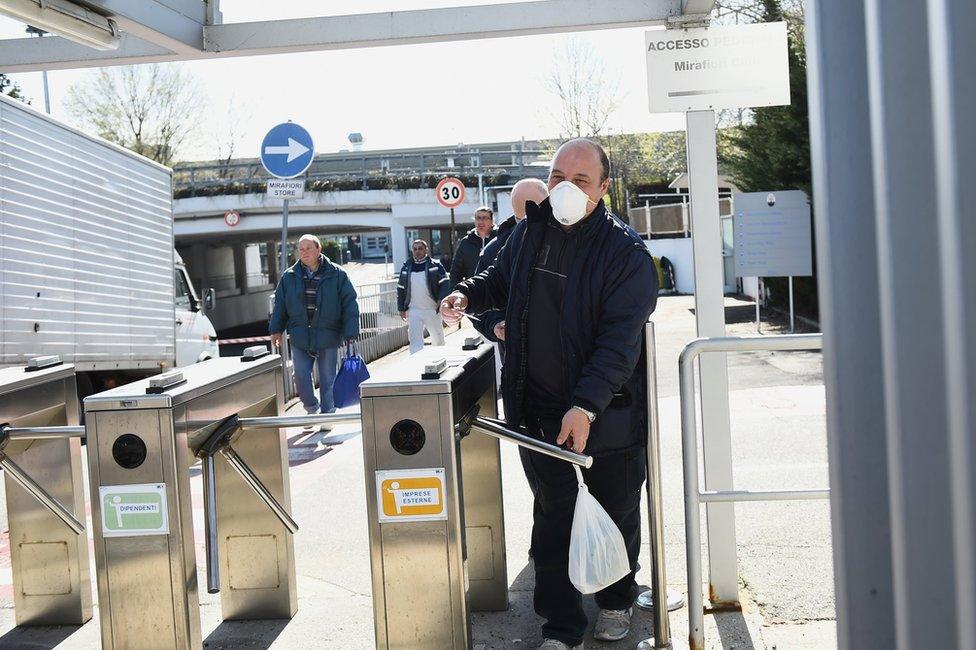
[{"xmin": 645, "ymin": 21, "xmax": 790, "ymax": 113}]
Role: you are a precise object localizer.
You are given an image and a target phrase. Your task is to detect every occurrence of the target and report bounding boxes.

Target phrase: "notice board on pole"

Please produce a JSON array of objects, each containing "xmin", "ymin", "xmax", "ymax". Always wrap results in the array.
[{"xmin": 733, "ymin": 190, "xmax": 812, "ymax": 278}]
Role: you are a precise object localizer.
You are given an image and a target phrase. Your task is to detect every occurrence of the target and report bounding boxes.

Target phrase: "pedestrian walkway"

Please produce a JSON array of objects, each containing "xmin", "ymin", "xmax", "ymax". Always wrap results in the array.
[{"xmin": 0, "ymin": 296, "xmax": 835, "ymax": 649}]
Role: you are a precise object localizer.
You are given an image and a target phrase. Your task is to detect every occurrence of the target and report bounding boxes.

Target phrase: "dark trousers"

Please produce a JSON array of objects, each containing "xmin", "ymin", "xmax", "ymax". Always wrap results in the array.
[{"xmin": 519, "ymin": 415, "xmax": 645, "ymax": 646}]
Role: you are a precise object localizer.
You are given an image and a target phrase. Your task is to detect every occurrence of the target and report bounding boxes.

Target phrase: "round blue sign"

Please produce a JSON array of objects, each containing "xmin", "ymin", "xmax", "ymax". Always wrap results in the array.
[{"xmin": 260, "ymin": 122, "xmax": 315, "ymax": 179}]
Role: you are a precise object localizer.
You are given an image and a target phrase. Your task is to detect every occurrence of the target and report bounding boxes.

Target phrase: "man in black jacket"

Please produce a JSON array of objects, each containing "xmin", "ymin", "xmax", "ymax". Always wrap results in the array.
[
  {"xmin": 441, "ymin": 139, "xmax": 657, "ymax": 649},
  {"xmin": 472, "ymin": 178, "xmax": 549, "ymax": 343},
  {"xmin": 449, "ymin": 206, "xmax": 496, "ymax": 288},
  {"xmin": 396, "ymin": 239, "xmax": 449, "ymax": 353}
]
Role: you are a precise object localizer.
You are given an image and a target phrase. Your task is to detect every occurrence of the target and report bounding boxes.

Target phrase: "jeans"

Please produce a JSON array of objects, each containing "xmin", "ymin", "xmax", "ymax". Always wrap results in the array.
[
  {"xmin": 519, "ymin": 414, "xmax": 645, "ymax": 646},
  {"xmin": 291, "ymin": 346, "xmax": 338, "ymax": 414}
]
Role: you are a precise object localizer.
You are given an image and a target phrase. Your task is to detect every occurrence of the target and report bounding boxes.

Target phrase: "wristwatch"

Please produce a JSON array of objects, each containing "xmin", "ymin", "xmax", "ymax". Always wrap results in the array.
[{"xmin": 572, "ymin": 405, "xmax": 597, "ymax": 424}]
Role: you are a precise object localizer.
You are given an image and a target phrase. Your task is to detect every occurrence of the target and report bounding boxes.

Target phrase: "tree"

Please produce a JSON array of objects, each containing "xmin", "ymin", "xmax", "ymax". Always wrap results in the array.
[
  {"xmin": 64, "ymin": 64, "xmax": 204, "ymax": 166},
  {"xmin": 544, "ymin": 37, "xmax": 619, "ymax": 139},
  {"xmin": 0, "ymin": 74, "xmax": 28, "ymax": 102},
  {"xmin": 721, "ymin": 0, "xmax": 817, "ymax": 319}
]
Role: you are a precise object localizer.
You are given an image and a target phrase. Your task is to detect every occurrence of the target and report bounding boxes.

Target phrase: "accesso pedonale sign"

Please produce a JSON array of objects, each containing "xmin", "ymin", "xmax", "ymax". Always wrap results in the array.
[{"xmin": 645, "ymin": 22, "xmax": 791, "ymax": 113}]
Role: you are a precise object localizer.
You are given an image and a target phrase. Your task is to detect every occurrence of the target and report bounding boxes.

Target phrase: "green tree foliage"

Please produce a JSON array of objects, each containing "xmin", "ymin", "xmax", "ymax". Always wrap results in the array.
[
  {"xmin": 0, "ymin": 74, "xmax": 28, "ymax": 102},
  {"xmin": 322, "ymin": 240, "xmax": 342, "ymax": 265},
  {"xmin": 722, "ymin": 0, "xmax": 818, "ymax": 321}
]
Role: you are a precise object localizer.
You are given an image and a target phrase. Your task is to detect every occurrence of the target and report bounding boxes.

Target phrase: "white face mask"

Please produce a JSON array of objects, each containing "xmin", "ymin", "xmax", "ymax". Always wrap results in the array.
[{"xmin": 548, "ymin": 180, "xmax": 595, "ymax": 226}]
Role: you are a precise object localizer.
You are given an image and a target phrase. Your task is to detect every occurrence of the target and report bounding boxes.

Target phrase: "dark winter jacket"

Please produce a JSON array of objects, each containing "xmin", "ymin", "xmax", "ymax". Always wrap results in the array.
[
  {"xmin": 269, "ymin": 258, "xmax": 360, "ymax": 352},
  {"xmin": 472, "ymin": 215, "xmax": 520, "ymax": 342},
  {"xmin": 456, "ymin": 198, "xmax": 658, "ymax": 455},
  {"xmin": 449, "ymin": 226, "xmax": 496, "ymax": 288},
  {"xmin": 396, "ymin": 257, "xmax": 450, "ymax": 311}
]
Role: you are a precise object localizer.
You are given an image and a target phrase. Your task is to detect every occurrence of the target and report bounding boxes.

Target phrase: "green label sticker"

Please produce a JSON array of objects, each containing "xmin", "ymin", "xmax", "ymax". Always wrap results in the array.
[{"xmin": 99, "ymin": 484, "xmax": 169, "ymax": 537}]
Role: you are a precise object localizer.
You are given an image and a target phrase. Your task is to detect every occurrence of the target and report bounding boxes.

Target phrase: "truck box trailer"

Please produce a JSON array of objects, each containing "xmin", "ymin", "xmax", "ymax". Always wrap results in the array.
[{"xmin": 0, "ymin": 93, "xmax": 218, "ymax": 393}]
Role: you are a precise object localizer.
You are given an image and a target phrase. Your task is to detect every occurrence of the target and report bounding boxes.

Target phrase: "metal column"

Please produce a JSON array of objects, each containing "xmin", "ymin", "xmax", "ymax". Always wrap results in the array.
[
  {"xmin": 805, "ymin": 1, "xmax": 895, "ymax": 647},
  {"xmin": 929, "ymin": 0, "xmax": 976, "ymax": 645},
  {"xmin": 863, "ymin": 2, "xmax": 957, "ymax": 647},
  {"xmin": 685, "ymin": 109, "xmax": 737, "ymax": 605}
]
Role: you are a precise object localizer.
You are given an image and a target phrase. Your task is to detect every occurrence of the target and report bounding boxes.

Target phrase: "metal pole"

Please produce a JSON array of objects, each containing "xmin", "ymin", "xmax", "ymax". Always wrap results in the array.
[
  {"xmin": 679, "ymin": 344, "xmax": 705, "ymax": 650},
  {"xmin": 685, "ymin": 108, "xmax": 738, "ymax": 604},
  {"xmin": 0, "ymin": 455, "xmax": 85, "ymax": 535},
  {"xmin": 239, "ymin": 411, "xmax": 362, "ymax": 430},
  {"xmin": 471, "ymin": 417, "xmax": 592, "ymax": 468},
  {"xmin": 756, "ymin": 277, "xmax": 762, "ymax": 334},
  {"xmin": 635, "ymin": 321, "xmax": 681, "ymax": 650},
  {"xmin": 789, "ymin": 276, "xmax": 795, "ymax": 333},
  {"xmin": 220, "ymin": 446, "xmax": 299, "ymax": 533},
  {"xmin": 4, "ymin": 425, "xmax": 86, "ymax": 440},
  {"xmin": 202, "ymin": 455, "xmax": 220, "ymax": 594},
  {"xmin": 279, "ymin": 198, "xmax": 292, "ymax": 399},
  {"xmin": 450, "ymin": 207, "xmax": 457, "ymax": 254}
]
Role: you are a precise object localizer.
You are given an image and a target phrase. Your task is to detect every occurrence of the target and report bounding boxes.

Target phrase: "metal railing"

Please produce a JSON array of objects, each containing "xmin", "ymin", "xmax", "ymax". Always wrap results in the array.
[
  {"xmin": 354, "ymin": 280, "xmax": 408, "ymax": 364},
  {"xmin": 173, "ymin": 143, "xmax": 550, "ymax": 196},
  {"xmin": 679, "ymin": 334, "xmax": 826, "ymax": 650}
]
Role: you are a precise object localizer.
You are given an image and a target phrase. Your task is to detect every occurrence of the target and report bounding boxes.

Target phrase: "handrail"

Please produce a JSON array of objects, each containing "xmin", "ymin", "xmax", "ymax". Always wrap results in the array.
[
  {"xmin": 470, "ymin": 416, "xmax": 592, "ymax": 468},
  {"xmin": 681, "ymin": 333, "xmax": 826, "ymax": 650}
]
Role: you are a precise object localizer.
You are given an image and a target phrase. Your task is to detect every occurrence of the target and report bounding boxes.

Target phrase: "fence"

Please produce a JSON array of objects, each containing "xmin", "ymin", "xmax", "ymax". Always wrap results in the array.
[
  {"xmin": 679, "ymin": 333, "xmax": 827, "ymax": 650},
  {"xmin": 354, "ymin": 280, "xmax": 408, "ymax": 363}
]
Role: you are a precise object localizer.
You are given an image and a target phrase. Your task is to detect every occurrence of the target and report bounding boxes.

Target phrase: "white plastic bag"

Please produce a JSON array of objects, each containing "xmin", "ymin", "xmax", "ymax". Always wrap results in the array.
[{"xmin": 568, "ymin": 465, "xmax": 630, "ymax": 594}]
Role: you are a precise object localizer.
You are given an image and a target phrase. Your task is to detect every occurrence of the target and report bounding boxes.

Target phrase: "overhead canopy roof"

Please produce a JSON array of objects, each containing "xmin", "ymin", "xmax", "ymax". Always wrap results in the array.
[{"xmin": 0, "ymin": 0, "xmax": 714, "ymax": 72}]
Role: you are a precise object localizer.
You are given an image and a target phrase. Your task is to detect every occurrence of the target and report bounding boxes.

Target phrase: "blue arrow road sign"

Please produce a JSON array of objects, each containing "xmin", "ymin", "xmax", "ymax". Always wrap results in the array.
[{"xmin": 260, "ymin": 122, "xmax": 314, "ymax": 179}]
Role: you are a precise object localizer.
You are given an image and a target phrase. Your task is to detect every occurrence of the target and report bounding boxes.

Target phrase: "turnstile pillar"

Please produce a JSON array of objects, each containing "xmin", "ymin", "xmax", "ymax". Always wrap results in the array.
[{"xmin": 0, "ymin": 361, "xmax": 92, "ymax": 626}]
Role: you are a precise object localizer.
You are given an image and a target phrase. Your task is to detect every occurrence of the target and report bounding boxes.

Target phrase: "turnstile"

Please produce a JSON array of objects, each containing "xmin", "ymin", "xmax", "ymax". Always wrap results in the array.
[
  {"xmin": 362, "ymin": 337, "xmax": 591, "ymax": 649},
  {"xmin": 0, "ymin": 357, "xmax": 91, "ymax": 625},
  {"xmin": 83, "ymin": 348, "xmax": 298, "ymax": 649}
]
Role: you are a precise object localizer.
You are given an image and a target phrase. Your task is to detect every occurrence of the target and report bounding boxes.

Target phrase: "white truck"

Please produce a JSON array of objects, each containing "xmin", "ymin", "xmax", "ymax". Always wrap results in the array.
[{"xmin": 0, "ymin": 93, "xmax": 219, "ymax": 396}]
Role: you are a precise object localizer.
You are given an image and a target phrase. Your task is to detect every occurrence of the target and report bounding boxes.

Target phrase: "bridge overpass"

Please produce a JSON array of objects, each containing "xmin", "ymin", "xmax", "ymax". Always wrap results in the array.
[{"xmin": 173, "ymin": 140, "xmax": 550, "ymax": 333}]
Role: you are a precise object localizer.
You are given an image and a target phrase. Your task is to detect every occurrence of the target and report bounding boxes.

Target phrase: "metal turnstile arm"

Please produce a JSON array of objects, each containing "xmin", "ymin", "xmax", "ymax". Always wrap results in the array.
[
  {"xmin": 220, "ymin": 446, "xmax": 299, "ymax": 534},
  {"xmin": 202, "ymin": 455, "xmax": 220, "ymax": 594},
  {"xmin": 238, "ymin": 411, "xmax": 362, "ymax": 430},
  {"xmin": 470, "ymin": 416, "xmax": 593, "ymax": 468},
  {"xmin": 0, "ymin": 454, "xmax": 85, "ymax": 535},
  {"xmin": 2, "ymin": 425, "xmax": 86, "ymax": 440}
]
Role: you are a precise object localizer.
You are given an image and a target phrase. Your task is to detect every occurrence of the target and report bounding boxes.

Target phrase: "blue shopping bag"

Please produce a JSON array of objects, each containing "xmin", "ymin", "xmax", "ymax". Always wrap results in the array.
[{"xmin": 333, "ymin": 341, "xmax": 370, "ymax": 408}]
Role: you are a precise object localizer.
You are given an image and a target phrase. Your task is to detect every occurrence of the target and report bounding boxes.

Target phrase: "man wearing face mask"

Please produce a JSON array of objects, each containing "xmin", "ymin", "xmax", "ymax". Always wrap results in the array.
[
  {"xmin": 441, "ymin": 139, "xmax": 657, "ymax": 649},
  {"xmin": 472, "ymin": 178, "xmax": 549, "ymax": 344}
]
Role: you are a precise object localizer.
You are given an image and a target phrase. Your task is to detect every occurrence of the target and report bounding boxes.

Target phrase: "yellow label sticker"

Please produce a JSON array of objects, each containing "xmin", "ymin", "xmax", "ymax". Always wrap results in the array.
[{"xmin": 376, "ymin": 468, "xmax": 447, "ymax": 522}]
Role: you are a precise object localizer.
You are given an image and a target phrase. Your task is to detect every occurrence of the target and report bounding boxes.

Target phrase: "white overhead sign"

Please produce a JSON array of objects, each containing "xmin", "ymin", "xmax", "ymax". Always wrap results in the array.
[
  {"xmin": 645, "ymin": 22, "xmax": 791, "ymax": 113},
  {"xmin": 733, "ymin": 190, "xmax": 812, "ymax": 278},
  {"xmin": 266, "ymin": 179, "xmax": 304, "ymax": 200}
]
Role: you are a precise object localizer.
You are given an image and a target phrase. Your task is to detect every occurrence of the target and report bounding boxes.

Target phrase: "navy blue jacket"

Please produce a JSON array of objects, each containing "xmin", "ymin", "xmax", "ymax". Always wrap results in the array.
[
  {"xmin": 472, "ymin": 214, "xmax": 520, "ymax": 342},
  {"xmin": 396, "ymin": 257, "xmax": 450, "ymax": 311},
  {"xmin": 269, "ymin": 258, "xmax": 360, "ymax": 352},
  {"xmin": 457, "ymin": 199, "xmax": 658, "ymax": 455}
]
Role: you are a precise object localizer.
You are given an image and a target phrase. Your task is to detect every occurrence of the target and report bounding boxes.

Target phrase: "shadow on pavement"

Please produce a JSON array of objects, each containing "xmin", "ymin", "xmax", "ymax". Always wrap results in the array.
[
  {"xmin": 0, "ymin": 624, "xmax": 82, "ymax": 649},
  {"xmin": 714, "ymin": 610, "xmax": 758, "ymax": 649},
  {"xmin": 203, "ymin": 618, "xmax": 290, "ymax": 649}
]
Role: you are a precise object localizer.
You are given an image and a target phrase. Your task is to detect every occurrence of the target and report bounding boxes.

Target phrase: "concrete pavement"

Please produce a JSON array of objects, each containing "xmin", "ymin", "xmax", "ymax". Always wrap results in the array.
[{"xmin": 0, "ymin": 295, "xmax": 836, "ymax": 649}]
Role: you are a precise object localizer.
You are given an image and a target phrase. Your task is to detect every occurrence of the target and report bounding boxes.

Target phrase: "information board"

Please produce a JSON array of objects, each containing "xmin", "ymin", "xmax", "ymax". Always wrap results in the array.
[{"xmin": 733, "ymin": 190, "xmax": 812, "ymax": 278}]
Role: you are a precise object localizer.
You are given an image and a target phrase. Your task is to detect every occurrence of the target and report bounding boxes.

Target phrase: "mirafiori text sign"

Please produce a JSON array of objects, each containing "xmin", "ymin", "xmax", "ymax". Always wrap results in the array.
[
  {"xmin": 267, "ymin": 179, "xmax": 304, "ymax": 200},
  {"xmin": 733, "ymin": 190, "xmax": 812, "ymax": 278},
  {"xmin": 376, "ymin": 468, "xmax": 447, "ymax": 523},
  {"xmin": 645, "ymin": 22, "xmax": 790, "ymax": 113},
  {"xmin": 99, "ymin": 483, "xmax": 169, "ymax": 537}
]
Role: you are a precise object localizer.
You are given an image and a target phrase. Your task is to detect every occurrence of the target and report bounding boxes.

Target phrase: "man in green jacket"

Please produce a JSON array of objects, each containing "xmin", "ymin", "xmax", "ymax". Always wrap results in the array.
[{"xmin": 270, "ymin": 235, "xmax": 359, "ymax": 432}]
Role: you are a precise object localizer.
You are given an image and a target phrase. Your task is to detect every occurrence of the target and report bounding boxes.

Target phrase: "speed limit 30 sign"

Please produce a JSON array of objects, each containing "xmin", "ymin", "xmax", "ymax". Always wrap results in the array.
[{"xmin": 435, "ymin": 177, "xmax": 466, "ymax": 209}]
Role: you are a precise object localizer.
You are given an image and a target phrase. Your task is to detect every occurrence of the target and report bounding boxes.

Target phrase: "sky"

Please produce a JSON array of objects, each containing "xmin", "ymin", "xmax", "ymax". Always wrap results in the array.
[{"xmin": 0, "ymin": 1, "xmax": 687, "ymax": 161}]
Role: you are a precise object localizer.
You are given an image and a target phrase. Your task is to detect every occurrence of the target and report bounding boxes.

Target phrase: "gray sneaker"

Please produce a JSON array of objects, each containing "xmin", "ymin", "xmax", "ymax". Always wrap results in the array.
[
  {"xmin": 539, "ymin": 640, "xmax": 581, "ymax": 650},
  {"xmin": 593, "ymin": 607, "xmax": 632, "ymax": 641}
]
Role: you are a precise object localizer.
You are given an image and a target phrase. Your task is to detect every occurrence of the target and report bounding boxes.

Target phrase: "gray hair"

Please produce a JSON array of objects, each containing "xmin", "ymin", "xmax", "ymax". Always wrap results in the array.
[{"xmin": 297, "ymin": 234, "xmax": 321, "ymax": 249}]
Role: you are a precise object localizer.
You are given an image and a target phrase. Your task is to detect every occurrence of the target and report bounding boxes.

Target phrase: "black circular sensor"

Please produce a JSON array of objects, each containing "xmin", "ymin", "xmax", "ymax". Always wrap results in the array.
[
  {"xmin": 112, "ymin": 434, "xmax": 147, "ymax": 469},
  {"xmin": 390, "ymin": 420, "xmax": 425, "ymax": 455}
]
